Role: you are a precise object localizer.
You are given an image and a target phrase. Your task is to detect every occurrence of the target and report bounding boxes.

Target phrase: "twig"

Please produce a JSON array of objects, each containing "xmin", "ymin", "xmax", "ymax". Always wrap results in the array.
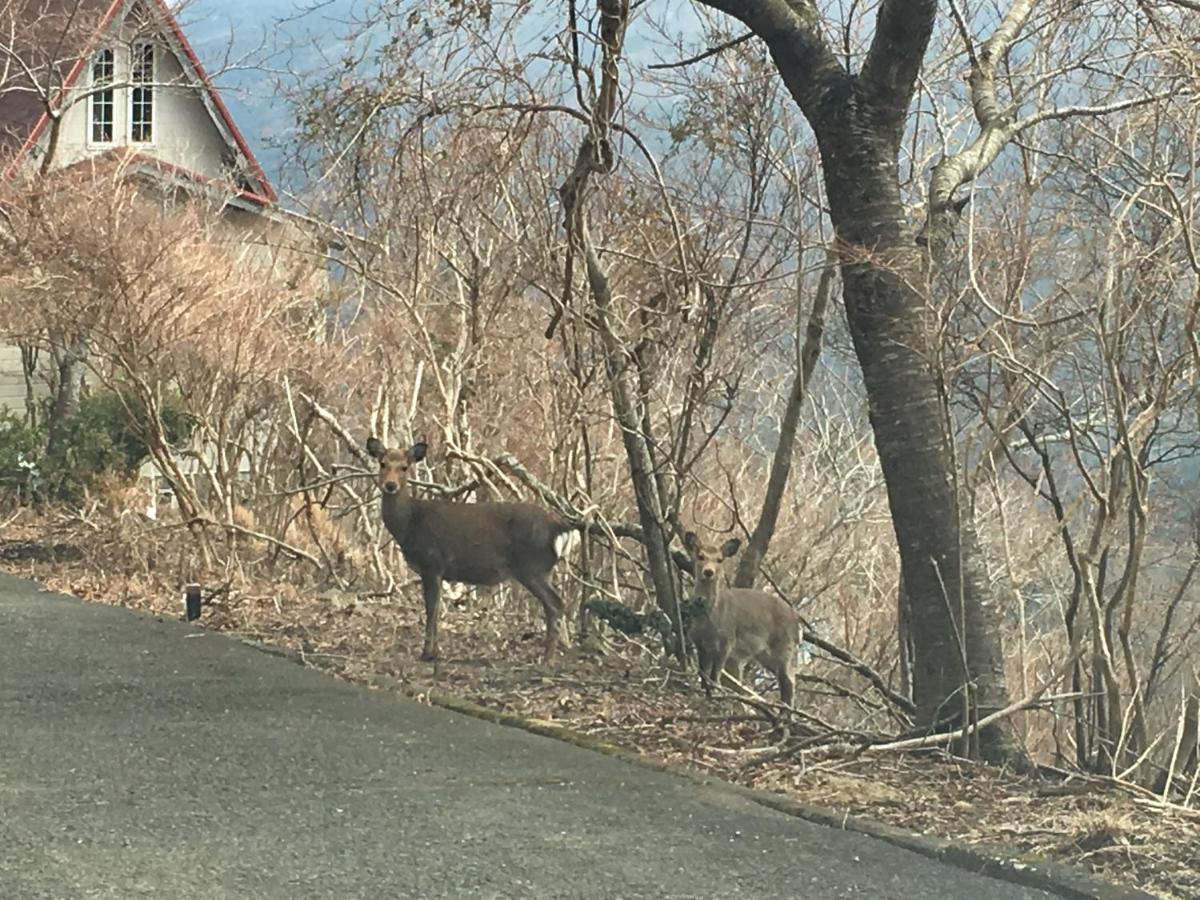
[
  {"xmin": 647, "ymin": 32, "xmax": 754, "ymax": 70},
  {"xmin": 859, "ymin": 654, "xmax": 1082, "ymax": 754},
  {"xmin": 176, "ymin": 516, "xmax": 324, "ymax": 569}
]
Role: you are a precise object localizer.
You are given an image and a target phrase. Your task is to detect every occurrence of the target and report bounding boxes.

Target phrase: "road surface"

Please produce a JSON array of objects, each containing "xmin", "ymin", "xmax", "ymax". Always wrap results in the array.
[{"xmin": 0, "ymin": 573, "xmax": 1057, "ymax": 899}]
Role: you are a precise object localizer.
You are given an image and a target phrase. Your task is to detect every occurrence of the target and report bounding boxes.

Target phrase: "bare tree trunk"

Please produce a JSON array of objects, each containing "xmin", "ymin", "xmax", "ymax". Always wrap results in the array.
[
  {"xmin": 734, "ymin": 255, "xmax": 833, "ymax": 588},
  {"xmin": 19, "ymin": 343, "xmax": 39, "ymax": 427},
  {"xmin": 34, "ymin": 118, "xmax": 86, "ymax": 454},
  {"xmin": 897, "ymin": 572, "xmax": 913, "ymax": 701},
  {"xmin": 557, "ymin": 0, "xmax": 686, "ymax": 654},
  {"xmin": 696, "ymin": 0, "xmax": 1026, "ymax": 767},
  {"xmin": 584, "ymin": 236, "xmax": 682, "ymax": 647},
  {"xmin": 1179, "ymin": 695, "xmax": 1199, "ymax": 788},
  {"xmin": 798, "ymin": 126, "xmax": 1023, "ymax": 761},
  {"xmin": 45, "ymin": 333, "xmax": 86, "ymax": 457}
]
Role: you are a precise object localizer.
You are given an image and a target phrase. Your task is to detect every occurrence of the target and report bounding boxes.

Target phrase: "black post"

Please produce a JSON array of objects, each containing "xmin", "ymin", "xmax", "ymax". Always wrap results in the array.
[{"xmin": 184, "ymin": 583, "xmax": 202, "ymax": 621}]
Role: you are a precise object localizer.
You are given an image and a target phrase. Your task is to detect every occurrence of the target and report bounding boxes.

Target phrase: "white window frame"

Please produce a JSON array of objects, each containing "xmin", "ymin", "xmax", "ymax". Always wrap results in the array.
[
  {"xmin": 129, "ymin": 41, "xmax": 155, "ymax": 144},
  {"xmin": 88, "ymin": 47, "xmax": 115, "ymax": 146}
]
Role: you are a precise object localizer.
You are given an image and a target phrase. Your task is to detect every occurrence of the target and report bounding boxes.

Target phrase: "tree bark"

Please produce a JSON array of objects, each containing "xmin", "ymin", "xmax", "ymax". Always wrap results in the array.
[
  {"xmin": 45, "ymin": 333, "xmax": 87, "ymax": 457},
  {"xmin": 821, "ymin": 142, "xmax": 1016, "ymax": 762},
  {"xmin": 558, "ymin": 0, "xmax": 686, "ymax": 652},
  {"xmin": 584, "ymin": 233, "xmax": 682, "ymax": 644},
  {"xmin": 695, "ymin": 0, "xmax": 1026, "ymax": 765},
  {"xmin": 19, "ymin": 343, "xmax": 39, "ymax": 427}
]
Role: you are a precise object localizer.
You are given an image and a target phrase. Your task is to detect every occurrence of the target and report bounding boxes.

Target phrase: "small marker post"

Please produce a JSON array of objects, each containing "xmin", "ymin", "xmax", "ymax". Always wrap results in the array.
[{"xmin": 184, "ymin": 583, "xmax": 202, "ymax": 621}]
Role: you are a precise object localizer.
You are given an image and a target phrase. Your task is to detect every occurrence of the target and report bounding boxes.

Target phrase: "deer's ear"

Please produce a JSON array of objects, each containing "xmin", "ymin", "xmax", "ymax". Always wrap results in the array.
[
  {"xmin": 683, "ymin": 531, "xmax": 699, "ymax": 553},
  {"xmin": 408, "ymin": 441, "xmax": 428, "ymax": 463},
  {"xmin": 365, "ymin": 436, "xmax": 385, "ymax": 460},
  {"xmin": 719, "ymin": 538, "xmax": 741, "ymax": 559}
]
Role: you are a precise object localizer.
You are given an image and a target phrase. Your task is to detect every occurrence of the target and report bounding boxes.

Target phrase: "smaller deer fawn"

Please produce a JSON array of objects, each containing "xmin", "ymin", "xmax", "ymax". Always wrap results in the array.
[
  {"xmin": 684, "ymin": 530, "xmax": 801, "ymax": 707},
  {"xmin": 367, "ymin": 437, "xmax": 576, "ymax": 663}
]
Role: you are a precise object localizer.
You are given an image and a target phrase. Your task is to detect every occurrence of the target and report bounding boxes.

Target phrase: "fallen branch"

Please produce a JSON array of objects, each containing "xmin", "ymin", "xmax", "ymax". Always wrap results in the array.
[
  {"xmin": 1037, "ymin": 763, "xmax": 1200, "ymax": 820},
  {"xmin": 802, "ymin": 626, "xmax": 916, "ymax": 717},
  {"xmin": 857, "ymin": 652, "xmax": 1084, "ymax": 754},
  {"xmin": 177, "ymin": 515, "xmax": 324, "ymax": 569}
]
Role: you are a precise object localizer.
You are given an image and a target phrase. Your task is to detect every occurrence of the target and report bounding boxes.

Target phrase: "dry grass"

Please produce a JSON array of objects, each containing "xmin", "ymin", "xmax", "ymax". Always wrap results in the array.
[{"xmin": 1, "ymin": 512, "xmax": 1196, "ymax": 900}]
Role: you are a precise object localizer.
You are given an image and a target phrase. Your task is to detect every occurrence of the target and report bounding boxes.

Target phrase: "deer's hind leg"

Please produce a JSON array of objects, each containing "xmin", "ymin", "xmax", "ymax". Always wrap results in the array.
[
  {"xmin": 763, "ymin": 642, "xmax": 796, "ymax": 708},
  {"xmin": 420, "ymin": 574, "xmax": 443, "ymax": 662},
  {"xmin": 517, "ymin": 573, "xmax": 568, "ymax": 663},
  {"xmin": 774, "ymin": 657, "xmax": 795, "ymax": 708}
]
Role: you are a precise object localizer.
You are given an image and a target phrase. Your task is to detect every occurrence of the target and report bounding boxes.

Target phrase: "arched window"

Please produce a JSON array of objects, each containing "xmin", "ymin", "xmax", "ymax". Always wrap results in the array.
[
  {"xmin": 131, "ymin": 42, "xmax": 155, "ymax": 143},
  {"xmin": 89, "ymin": 48, "xmax": 114, "ymax": 144}
]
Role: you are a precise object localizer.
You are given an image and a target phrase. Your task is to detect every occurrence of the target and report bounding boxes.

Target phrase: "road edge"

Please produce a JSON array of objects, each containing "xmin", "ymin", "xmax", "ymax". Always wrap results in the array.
[
  {"xmin": 0, "ymin": 573, "xmax": 1158, "ymax": 899},
  {"xmin": 362, "ymin": 672, "xmax": 1153, "ymax": 900}
]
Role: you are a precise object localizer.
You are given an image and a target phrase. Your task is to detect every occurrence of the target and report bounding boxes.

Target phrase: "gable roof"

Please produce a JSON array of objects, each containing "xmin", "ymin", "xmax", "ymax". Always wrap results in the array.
[
  {"xmin": 0, "ymin": 0, "xmax": 276, "ymax": 204},
  {"xmin": 0, "ymin": 1, "xmax": 113, "ymax": 156}
]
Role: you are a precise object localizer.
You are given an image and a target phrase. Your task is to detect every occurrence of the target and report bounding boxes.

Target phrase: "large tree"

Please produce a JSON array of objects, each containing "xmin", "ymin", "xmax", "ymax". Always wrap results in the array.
[{"xmin": 679, "ymin": 0, "xmax": 1187, "ymax": 762}]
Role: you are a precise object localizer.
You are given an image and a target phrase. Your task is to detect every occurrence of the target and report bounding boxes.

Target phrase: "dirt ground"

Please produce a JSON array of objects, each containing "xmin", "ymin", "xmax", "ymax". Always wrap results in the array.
[{"xmin": 2, "ymin": 519, "xmax": 1196, "ymax": 900}]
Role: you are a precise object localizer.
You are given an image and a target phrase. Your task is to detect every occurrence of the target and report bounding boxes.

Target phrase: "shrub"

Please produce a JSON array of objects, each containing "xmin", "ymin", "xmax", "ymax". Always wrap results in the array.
[
  {"xmin": 0, "ymin": 388, "xmax": 194, "ymax": 503},
  {"xmin": 0, "ymin": 408, "xmax": 43, "ymax": 501}
]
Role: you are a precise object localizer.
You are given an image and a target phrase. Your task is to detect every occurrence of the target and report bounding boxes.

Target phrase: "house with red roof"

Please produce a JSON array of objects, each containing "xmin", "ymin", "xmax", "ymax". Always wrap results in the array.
[
  {"xmin": 1, "ymin": 0, "xmax": 276, "ymax": 205},
  {"xmin": 0, "ymin": 0, "xmax": 317, "ymax": 415}
]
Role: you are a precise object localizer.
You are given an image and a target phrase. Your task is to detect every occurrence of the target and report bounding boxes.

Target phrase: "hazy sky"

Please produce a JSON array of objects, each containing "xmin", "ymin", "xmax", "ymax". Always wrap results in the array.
[
  {"xmin": 172, "ymin": 0, "xmax": 708, "ymax": 187},
  {"xmin": 175, "ymin": 0, "xmax": 354, "ymax": 184}
]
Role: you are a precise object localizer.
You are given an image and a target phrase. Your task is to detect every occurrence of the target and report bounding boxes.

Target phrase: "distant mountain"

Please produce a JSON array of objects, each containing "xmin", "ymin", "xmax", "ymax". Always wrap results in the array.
[
  {"xmin": 176, "ymin": 0, "xmax": 710, "ymax": 191},
  {"xmin": 178, "ymin": 0, "xmax": 344, "ymax": 189}
]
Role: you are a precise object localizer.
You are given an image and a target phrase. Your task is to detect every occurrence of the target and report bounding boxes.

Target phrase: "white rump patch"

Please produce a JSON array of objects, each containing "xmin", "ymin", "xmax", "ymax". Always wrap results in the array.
[{"xmin": 553, "ymin": 529, "xmax": 578, "ymax": 562}]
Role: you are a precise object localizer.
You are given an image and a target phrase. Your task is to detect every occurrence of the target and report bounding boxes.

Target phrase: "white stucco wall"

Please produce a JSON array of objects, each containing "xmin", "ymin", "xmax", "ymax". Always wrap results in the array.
[
  {"xmin": 0, "ymin": 344, "xmax": 32, "ymax": 413},
  {"xmin": 52, "ymin": 32, "xmax": 236, "ymax": 182}
]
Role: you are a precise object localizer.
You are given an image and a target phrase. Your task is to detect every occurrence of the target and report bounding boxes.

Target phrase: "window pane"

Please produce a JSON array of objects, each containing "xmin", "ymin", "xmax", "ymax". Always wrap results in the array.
[
  {"xmin": 92, "ymin": 48, "xmax": 113, "ymax": 83},
  {"xmin": 131, "ymin": 44, "xmax": 154, "ymax": 143},
  {"xmin": 132, "ymin": 44, "xmax": 153, "ymax": 82},
  {"xmin": 90, "ymin": 49, "xmax": 113, "ymax": 143}
]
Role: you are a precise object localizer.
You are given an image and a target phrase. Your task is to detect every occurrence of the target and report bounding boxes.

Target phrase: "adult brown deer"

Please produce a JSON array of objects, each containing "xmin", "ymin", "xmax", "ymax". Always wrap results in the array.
[
  {"xmin": 366, "ymin": 437, "xmax": 576, "ymax": 663},
  {"xmin": 683, "ymin": 530, "xmax": 801, "ymax": 707}
]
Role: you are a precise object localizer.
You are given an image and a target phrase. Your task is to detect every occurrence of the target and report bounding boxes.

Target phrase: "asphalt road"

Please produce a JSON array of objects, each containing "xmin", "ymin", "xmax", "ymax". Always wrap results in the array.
[{"xmin": 0, "ymin": 573, "xmax": 1057, "ymax": 899}]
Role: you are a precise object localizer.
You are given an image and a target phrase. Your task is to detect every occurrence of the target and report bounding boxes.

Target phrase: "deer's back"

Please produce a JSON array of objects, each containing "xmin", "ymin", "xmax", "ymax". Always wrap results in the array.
[
  {"xmin": 398, "ymin": 499, "xmax": 569, "ymax": 584},
  {"xmin": 725, "ymin": 588, "xmax": 799, "ymax": 633},
  {"xmin": 691, "ymin": 587, "xmax": 799, "ymax": 660}
]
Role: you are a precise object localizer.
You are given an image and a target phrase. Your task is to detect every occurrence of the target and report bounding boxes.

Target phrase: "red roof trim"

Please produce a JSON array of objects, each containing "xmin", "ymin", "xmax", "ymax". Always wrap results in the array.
[
  {"xmin": 147, "ymin": 0, "xmax": 276, "ymax": 202},
  {"xmin": 2, "ymin": 0, "xmax": 126, "ymax": 180},
  {"xmin": 3, "ymin": 0, "xmax": 276, "ymax": 203},
  {"xmin": 53, "ymin": 147, "xmax": 271, "ymax": 207}
]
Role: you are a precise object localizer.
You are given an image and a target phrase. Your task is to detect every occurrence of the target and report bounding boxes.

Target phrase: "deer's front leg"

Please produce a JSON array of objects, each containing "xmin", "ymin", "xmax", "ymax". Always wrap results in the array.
[
  {"xmin": 696, "ymin": 643, "xmax": 719, "ymax": 699},
  {"xmin": 420, "ymin": 575, "xmax": 442, "ymax": 661},
  {"xmin": 709, "ymin": 642, "xmax": 732, "ymax": 695}
]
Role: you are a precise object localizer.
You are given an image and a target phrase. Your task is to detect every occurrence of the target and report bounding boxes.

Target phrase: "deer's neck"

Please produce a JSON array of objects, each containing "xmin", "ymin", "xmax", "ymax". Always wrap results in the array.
[
  {"xmin": 380, "ymin": 490, "xmax": 417, "ymax": 545},
  {"xmin": 694, "ymin": 578, "xmax": 726, "ymax": 618}
]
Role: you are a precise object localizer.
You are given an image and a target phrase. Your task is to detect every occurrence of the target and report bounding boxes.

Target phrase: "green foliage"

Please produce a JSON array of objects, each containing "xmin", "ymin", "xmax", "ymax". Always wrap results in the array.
[
  {"xmin": 584, "ymin": 598, "xmax": 653, "ymax": 636},
  {"xmin": 584, "ymin": 595, "xmax": 711, "ymax": 641},
  {"xmin": 0, "ymin": 409, "xmax": 43, "ymax": 500},
  {"xmin": 0, "ymin": 388, "xmax": 194, "ymax": 502}
]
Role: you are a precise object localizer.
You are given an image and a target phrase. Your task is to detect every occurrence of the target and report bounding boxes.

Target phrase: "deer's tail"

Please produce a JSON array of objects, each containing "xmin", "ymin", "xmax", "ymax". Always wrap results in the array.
[{"xmin": 552, "ymin": 525, "xmax": 579, "ymax": 562}]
